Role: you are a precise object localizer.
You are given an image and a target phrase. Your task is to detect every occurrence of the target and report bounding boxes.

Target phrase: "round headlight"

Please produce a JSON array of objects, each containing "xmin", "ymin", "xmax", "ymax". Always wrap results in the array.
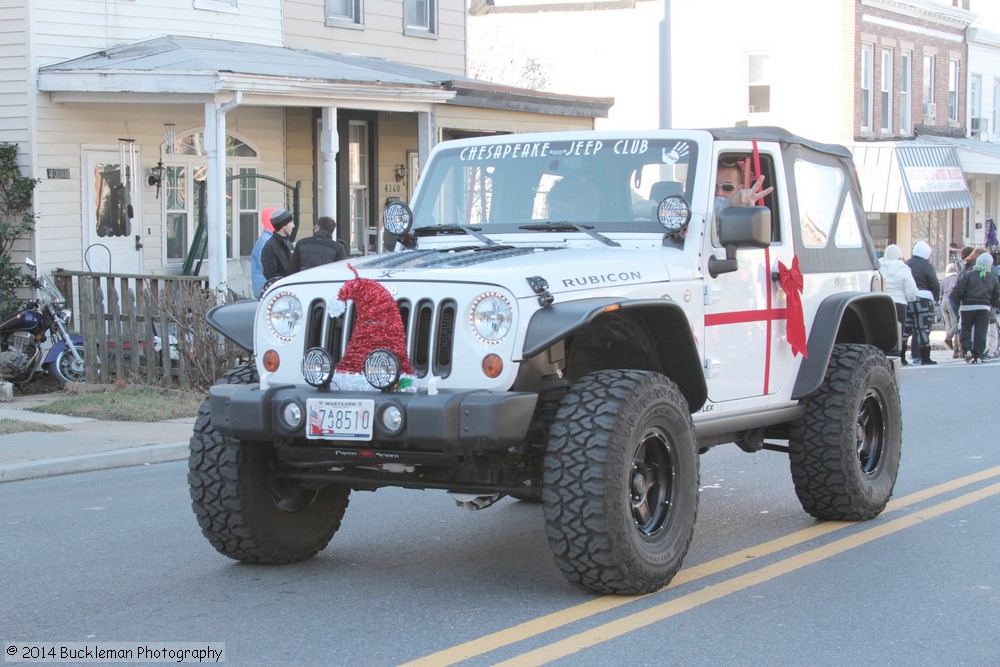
[
  {"xmin": 470, "ymin": 292, "xmax": 512, "ymax": 344},
  {"xmin": 383, "ymin": 201, "xmax": 414, "ymax": 236},
  {"xmin": 364, "ymin": 348, "xmax": 401, "ymax": 391},
  {"xmin": 266, "ymin": 292, "xmax": 303, "ymax": 341},
  {"xmin": 302, "ymin": 347, "xmax": 334, "ymax": 387},
  {"xmin": 657, "ymin": 195, "xmax": 692, "ymax": 232}
]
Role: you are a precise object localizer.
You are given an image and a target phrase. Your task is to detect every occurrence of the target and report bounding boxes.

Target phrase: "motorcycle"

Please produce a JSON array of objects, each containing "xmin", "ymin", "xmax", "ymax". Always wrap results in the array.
[{"xmin": 0, "ymin": 258, "xmax": 87, "ymax": 385}]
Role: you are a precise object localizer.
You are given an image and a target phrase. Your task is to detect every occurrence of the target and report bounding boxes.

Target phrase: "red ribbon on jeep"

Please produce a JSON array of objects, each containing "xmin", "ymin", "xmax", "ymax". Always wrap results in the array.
[{"xmin": 778, "ymin": 256, "xmax": 808, "ymax": 358}]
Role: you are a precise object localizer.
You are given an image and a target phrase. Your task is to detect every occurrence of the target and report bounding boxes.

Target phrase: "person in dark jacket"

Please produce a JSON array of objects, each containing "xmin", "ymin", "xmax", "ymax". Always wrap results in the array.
[
  {"xmin": 259, "ymin": 209, "xmax": 295, "ymax": 294},
  {"xmin": 950, "ymin": 251, "xmax": 1000, "ymax": 364},
  {"xmin": 905, "ymin": 240, "xmax": 941, "ymax": 365},
  {"xmin": 288, "ymin": 216, "xmax": 346, "ymax": 273}
]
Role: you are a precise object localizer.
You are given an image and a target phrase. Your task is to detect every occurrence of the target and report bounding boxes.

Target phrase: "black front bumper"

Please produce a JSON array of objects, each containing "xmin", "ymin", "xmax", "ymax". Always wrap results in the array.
[{"xmin": 208, "ymin": 383, "xmax": 538, "ymax": 457}]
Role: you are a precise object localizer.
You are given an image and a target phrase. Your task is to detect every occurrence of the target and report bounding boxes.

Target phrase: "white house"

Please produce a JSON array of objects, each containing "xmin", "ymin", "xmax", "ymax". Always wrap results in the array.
[{"xmin": 1, "ymin": 0, "xmax": 611, "ymax": 298}]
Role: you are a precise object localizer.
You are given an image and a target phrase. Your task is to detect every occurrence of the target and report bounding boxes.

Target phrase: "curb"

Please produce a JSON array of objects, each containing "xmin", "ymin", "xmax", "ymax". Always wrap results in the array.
[{"xmin": 0, "ymin": 441, "xmax": 189, "ymax": 484}]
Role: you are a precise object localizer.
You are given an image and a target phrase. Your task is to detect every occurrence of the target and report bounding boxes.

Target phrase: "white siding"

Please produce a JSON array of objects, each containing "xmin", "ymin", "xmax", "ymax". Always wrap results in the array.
[
  {"xmin": 30, "ymin": 0, "xmax": 283, "ymax": 70},
  {"xmin": 968, "ymin": 29, "xmax": 1000, "ymax": 142},
  {"xmin": 0, "ymin": 0, "xmax": 29, "ymax": 146},
  {"xmin": 284, "ymin": 0, "xmax": 466, "ymax": 75},
  {"xmin": 33, "ymin": 101, "xmax": 287, "ymax": 274}
]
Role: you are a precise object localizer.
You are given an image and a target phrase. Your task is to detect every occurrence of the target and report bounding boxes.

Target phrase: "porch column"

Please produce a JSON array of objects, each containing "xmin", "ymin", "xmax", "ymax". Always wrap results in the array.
[
  {"xmin": 204, "ymin": 93, "xmax": 242, "ymax": 297},
  {"xmin": 320, "ymin": 107, "xmax": 339, "ymax": 220},
  {"xmin": 417, "ymin": 109, "xmax": 438, "ymax": 172}
]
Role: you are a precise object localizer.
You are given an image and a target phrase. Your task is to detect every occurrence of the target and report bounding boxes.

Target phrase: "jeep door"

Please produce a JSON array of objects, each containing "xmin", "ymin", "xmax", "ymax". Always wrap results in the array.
[{"xmin": 701, "ymin": 143, "xmax": 797, "ymax": 403}]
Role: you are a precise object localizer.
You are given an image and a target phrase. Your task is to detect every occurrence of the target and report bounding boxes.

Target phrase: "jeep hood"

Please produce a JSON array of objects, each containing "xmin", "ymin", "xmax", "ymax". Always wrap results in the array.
[{"xmin": 279, "ymin": 246, "xmax": 677, "ymax": 299}]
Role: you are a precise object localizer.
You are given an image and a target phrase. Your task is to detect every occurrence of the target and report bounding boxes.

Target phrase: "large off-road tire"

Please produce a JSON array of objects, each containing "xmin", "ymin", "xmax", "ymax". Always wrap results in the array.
[
  {"xmin": 789, "ymin": 344, "xmax": 901, "ymax": 521},
  {"xmin": 188, "ymin": 362, "xmax": 350, "ymax": 563},
  {"xmin": 543, "ymin": 369, "xmax": 699, "ymax": 595},
  {"xmin": 46, "ymin": 342, "xmax": 87, "ymax": 384}
]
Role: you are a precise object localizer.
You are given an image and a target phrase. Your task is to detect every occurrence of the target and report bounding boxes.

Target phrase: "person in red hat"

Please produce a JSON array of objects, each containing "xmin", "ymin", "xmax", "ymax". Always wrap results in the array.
[
  {"xmin": 250, "ymin": 207, "xmax": 277, "ymax": 297},
  {"xmin": 259, "ymin": 209, "xmax": 296, "ymax": 294}
]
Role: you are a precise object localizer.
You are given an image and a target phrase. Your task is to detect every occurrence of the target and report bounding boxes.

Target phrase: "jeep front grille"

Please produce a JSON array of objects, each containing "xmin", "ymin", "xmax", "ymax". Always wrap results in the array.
[{"xmin": 305, "ymin": 297, "xmax": 456, "ymax": 379}]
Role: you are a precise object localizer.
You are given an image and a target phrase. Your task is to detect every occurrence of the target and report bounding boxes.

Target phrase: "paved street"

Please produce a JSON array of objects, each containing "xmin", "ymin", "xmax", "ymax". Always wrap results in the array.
[{"xmin": 1, "ymin": 361, "xmax": 998, "ymax": 666}]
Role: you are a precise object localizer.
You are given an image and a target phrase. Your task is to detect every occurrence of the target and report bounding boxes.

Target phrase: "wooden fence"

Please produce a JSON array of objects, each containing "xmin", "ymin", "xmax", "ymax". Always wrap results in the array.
[{"xmin": 52, "ymin": 270, "xmax": 231, "ymax": 389}]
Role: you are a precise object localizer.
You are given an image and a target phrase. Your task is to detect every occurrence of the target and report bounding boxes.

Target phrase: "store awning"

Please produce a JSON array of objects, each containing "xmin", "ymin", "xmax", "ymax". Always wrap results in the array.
[{"xmin": 850, "ymin": 143, "xmax": 974, "ymax": 213}]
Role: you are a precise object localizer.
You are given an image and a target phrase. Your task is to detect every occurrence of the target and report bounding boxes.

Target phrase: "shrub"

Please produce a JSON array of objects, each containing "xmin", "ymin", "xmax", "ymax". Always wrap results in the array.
[{"xmin": 0, "ymin": 143, "xmax": 39, "ymax": 320}]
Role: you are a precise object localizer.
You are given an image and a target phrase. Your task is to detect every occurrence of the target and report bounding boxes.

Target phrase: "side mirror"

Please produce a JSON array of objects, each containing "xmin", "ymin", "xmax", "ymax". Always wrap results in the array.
[{"xmin": 709, "ymin": 206, "xmax": 772, "ymax": 278}]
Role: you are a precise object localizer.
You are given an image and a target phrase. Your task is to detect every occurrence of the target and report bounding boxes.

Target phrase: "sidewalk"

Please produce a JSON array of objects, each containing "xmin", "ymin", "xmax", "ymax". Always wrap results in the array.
[{"xmin": 0, "ymin": 391, "xmax": 195, "ymax": 483}]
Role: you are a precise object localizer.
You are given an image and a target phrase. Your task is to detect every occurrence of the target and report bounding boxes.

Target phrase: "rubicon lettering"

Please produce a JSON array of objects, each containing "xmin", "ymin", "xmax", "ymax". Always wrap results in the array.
[{"xmin": 562, "ymin": 271, "xmax": 642, "ymax": 288}]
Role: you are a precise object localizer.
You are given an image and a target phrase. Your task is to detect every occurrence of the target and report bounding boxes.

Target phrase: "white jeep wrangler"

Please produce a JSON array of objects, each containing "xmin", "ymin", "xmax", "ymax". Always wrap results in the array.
[{"xmin": 189, "ymin": 127, "xmax": 902, "ymax": 595}]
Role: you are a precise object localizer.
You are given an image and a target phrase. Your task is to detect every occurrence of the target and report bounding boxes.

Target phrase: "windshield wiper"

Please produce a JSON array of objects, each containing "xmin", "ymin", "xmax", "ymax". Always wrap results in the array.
[
  {"xmin": 415, "ymin": 225, "xmax": 497, "ymax": 246},
  {"xmin": 518, "ymin": 222, "xmax": 621, "ymax": 247}
]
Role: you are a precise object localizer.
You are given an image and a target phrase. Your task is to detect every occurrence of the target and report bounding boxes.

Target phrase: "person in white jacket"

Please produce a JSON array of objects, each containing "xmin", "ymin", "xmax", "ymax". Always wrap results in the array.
[{"xmin": 879, "ymin": 244, "xmax": 918, "ymax": 365}]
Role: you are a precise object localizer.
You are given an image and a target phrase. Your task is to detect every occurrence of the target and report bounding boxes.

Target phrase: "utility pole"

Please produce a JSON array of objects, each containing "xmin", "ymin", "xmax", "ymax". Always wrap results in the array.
[{"xmin": 659, "ymin": 0, "xmax": 672, "ymax": 129}]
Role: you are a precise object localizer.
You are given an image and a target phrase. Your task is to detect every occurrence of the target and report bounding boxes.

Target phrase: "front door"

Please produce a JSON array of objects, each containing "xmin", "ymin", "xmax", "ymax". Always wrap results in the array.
[{"xmin": 83, "ymin": 148, "xmax": 143, "ymax": 274}]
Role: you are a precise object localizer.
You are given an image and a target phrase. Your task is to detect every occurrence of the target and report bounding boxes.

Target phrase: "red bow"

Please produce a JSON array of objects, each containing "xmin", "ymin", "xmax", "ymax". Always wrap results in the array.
[{"xmin": 778, "ymin": 256, "xmax": 807, "ymax": 358}]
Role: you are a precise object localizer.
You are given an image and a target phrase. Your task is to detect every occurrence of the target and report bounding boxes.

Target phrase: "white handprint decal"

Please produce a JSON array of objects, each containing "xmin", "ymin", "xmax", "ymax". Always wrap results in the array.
[{"xmin": 662, "ymin": 141, "xmax": 690, "ymax": 165}]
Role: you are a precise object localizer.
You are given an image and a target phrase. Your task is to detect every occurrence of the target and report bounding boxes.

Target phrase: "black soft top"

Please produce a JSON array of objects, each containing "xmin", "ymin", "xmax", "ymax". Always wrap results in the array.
[{"xmin": 709, "ymin": 126, "xmax": 852, "ymax": 159}]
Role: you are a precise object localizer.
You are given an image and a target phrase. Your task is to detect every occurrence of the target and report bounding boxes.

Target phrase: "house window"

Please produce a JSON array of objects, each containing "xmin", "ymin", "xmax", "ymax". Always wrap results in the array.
[
  {"xmin": 923, "ymin": 54, "xmax": 935, "ymax": 117},
  {"xmin": 162, "ymin": 132, "xmax": 260, "ymax": 265},
  {"xmin": 747, "ymin": 53, "xmax": 770, "ymax": 114},
  {"xmin": 405, "ymin": 0, "xmax": 436, "ymax": 35},
  {"xmin": 861, "ymin": 44, "xmax": 873, "ymax": 131},
  {"xmin": 347, "ymin": 121, "xmax": 371, "ymax": 255},
  {"xmin": 949, "ymin": 59, "xmax": 960, "ymax": 122},
  {"xmin": 327, "ymin": 0, "xmax": 363, "ymax": 26},
  {"xmin": 900, "ymin": 51, "xmax": 911, "ymax": 134},
  {"xmin": 880, "ymin": 48, "xmax": 893, "ymax": 132}
]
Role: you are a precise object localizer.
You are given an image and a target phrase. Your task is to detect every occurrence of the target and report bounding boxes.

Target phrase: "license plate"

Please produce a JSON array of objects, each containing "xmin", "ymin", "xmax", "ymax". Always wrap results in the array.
[{"xmin": 306, "ymin": 398, "xmax": 375, "ymax": 441}]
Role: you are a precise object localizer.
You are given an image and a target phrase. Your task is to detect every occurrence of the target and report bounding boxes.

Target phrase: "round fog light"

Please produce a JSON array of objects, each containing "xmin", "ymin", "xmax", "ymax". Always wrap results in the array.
[
  {"xmin": 302, "ymin": 347, "xmax": 334, "ymax": 387},
  {"xmin": 379, "ymin": 404, "xmax": 404, "ymax": 435},
  {"xmin": 364, "ymin": 348, "xmax": 401, "ymax": 391},
  {"xmin": 282, "ymin": 402, "xmax": 303, "ymax": 429}
]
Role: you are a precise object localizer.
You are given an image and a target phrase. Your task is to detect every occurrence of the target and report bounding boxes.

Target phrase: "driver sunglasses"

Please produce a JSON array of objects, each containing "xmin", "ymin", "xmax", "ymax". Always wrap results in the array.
[{"xmin": 715, "ymin": 182, "xmax": 738, "ymax": 193}]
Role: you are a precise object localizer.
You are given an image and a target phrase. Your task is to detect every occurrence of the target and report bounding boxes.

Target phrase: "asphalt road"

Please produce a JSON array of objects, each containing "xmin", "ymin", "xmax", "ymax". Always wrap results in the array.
[{"xmin": 1, "ymin": 363, "xmax": 998, "ymax": 666}]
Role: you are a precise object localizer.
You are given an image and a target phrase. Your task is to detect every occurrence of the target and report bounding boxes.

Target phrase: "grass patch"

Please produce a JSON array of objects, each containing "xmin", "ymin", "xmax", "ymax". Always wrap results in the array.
[
  {"xmin": 0, "ymin": 418, "xmax": 69, "ymax": 435},
  {"xmin": 29, "ymin": 388, "xmax": 204, "ymax": 422}
]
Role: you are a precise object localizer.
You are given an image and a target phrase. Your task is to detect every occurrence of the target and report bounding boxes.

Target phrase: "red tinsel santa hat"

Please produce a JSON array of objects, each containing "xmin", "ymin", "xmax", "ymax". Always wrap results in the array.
[{"xmin": 333, "ymin": 265, "xmax": 413, "ymax": 376}]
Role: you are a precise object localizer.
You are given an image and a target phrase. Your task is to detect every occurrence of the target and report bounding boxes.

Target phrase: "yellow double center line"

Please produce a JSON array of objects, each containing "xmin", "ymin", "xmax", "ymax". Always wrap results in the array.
[{"xmin": 403, "ymin": 465, "xmax": 1000, "ymax": 667}]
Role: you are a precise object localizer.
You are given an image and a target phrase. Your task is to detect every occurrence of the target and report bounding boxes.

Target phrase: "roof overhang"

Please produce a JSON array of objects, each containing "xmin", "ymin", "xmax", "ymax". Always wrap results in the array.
[
  {"xmin": 850, "ymin": 142, "xmax": 974, "ymax": 213},
  {"xmin": 915, "ymin": 134, "xmax": 1000, "ymax": 176},
  {"xmin": 37, "ymin": 35, "xmax": 611, "ymax": 118}
]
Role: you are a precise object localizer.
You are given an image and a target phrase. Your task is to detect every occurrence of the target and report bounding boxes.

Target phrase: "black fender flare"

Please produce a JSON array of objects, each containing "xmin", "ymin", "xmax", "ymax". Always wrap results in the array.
[
  {"xmin": 791, "ymin": 291, "xmax": 898, "ymax": 400},
  {"xmin": 206, "ymin": 300, "xmax": 258, "ymax": 352},
  {"xmin": 522, "ymin": 298, "xmax": 707, "ymax": 412}
]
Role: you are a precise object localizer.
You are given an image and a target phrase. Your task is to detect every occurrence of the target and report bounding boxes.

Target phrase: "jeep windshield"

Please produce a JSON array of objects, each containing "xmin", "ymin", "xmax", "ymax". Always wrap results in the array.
[{"xmin": 410, "ymin": 135, "xmax": 699, "ymax": 236}]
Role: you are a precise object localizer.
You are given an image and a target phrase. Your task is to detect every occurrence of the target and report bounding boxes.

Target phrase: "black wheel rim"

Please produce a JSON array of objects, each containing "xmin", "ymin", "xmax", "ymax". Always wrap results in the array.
[
  {"xmin": 267, "ymin": 466, "xmax": 319, "ymax": 513},
  {"xmin": 856, "ymin": 389, "xmax": 886, "ymax": 475},
  {"xmin": 629, "ymin": 428, "xmax": 674, "ymax": 539}
]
